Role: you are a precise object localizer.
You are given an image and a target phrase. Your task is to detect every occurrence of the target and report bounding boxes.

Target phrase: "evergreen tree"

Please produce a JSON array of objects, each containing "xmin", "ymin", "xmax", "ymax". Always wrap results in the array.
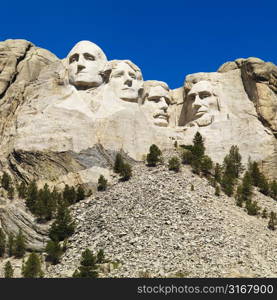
[
  {"xmin": 168, "ymin": 156, "xmax": 181, "ymax": 172},
  {"xmin": 215, "ymin": 185, "xmax": 220, "ymax": 196},
  {"xmin": 63, "ymin": 185, "xmax": 76, "ymax": 205},
  {"xmin": 98, "ymin": 175, "xmax": 107, "ymax": 191},
  {"xmin": 7, "ymin": 233, "xmax": 14, "ymax": 257},
  {"xmin": 96, "ymin": 249, "xmax": 105, "ymax": 264},
  {"xmin": 14, "ymin": 230, "xmax": 26, "ymax": 258},
  {"xmin": 45, "ymin": 239, "xmax": 63, "ymax": 265},
  {"xmin": 214, "ymin": 163, "xmax": 222, "ymax": 183},
  {"xmin": 120, "ymin": 163, "xmax": 132, "ymax": 181},
  {"xmin": 235, "ymin": 185, "xmax": 244, "ymax": 207},
  {"xmin": 223, "ymin": 145, "xmax": 243, "ymax": 179},
  {"xmin": 270, "ymin": 180, "xmax": 277, "ymax": 200},
  {"xmin": 240, "ymin": 171, "xmax": 253, "ymax": 202},
  {"xmin": 268, "ymin": 211, "xmax": 276, "ymax": 231},
  {"xmin": 1, "ymin": 171, "xmax": 11, "ymax": 191},
  {"xmin": 4, "ymin": 261, "xmax": 13, "ymax": 278},
  {"xmin": 191, "ymin": 157, "xmax": 201, "ymax": 175},
  {"xmin": 26, "ymin": 180, "xmax": 38, "ymax": 214},
  {"xmin": 221, "ymin": 173, "xmax": 234, "ymax": 197},
  {"xmin": 113, "ymin": 153, "xmax": 124, "ymax": 173},
  {"xmin": 73, "ymin": 249, "xmax": 98, "ymax": 278},
  {"xmin": 190, "ymin": 184, "xmax": 194, "ymax": 191},
  {"xmin": 259, "ymin": 174, "xmax": 270, "ymax": 196},
  {"xmin": 0, "ymin": 228, "xmax": 6, "ymax": 257},
  {"xmin": 146, "ymin": 144, "xmax": 162, "ymax": 167},
  {"xmin": 245, "ymin": 200, "xmax": 260, "ymax": 216},
  {"xmin": 76, "ymin": 186, "xmax": 85, "ymax": 202},
  {"xmin": 249, "ymin": 161, "xmax": 262, "ymax": 187},
  {"xmin": 22, "ymin": 252, "xmax": 44, "ymax": 278},
  {"xmin": 262, "ymin": 208, "xmax": 268, "ymax": 218},
  {"xmin": 191, "ymin": 131, "xmax": 205, "ymax": 158},
  {"xmin": 181, "ymin": 149, "xmax": 193, "ymax": 165},
  {"xmin": 200, "ymin": 155, "xmax": 213, "ymax": 176},
  {"xmin": 49, "ymin": 203, "xmax": 75, "ymax": 241},
  {"xmin": 17, "ymin": 182, "xmax": 27, "ymax": 199}
]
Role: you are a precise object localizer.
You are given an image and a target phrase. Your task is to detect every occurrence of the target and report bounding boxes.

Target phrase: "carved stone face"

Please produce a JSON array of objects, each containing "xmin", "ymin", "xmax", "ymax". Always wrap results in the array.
[
  {"xmin": 109, "ymin": 61, "xmax": 143, "ymax": 102},
  {"xmin": 187, "ymin": 81, "xmax": 220, "ymax": 126},
  {"xmin": 143, "ymin": 84, "xmax": 171, "ymax": 127},
  {"xmin": 67, "ymin": 41, "xmax": 107, "ymax": 89}
]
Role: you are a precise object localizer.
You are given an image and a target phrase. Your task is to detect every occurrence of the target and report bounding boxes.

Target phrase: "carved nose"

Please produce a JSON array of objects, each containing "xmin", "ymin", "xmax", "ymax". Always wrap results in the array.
[
  {"xmin": 77, "ymin": 65, "xmax": 85, "ymax": 73},
  {"xmin": 193, "ymin": 95, "xmax": 202, "ymax": 109},
  {"xmin": 125, "ymin": 79, "xmax": 132, "ymax": 87},
  {"xmin": 159, "ymin": 97, "xmax": 168, "ymax": 111}
]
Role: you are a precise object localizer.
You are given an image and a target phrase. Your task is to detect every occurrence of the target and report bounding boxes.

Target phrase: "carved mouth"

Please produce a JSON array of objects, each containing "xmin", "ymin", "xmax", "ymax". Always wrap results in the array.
[{"xmin": 154, "ymin": 113, "xmax": 168, "ymax": 120}]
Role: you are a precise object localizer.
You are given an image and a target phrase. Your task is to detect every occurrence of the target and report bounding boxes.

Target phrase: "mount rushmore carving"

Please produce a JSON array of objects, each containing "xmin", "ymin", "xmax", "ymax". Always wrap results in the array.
[{"xmin": 0, "ymin": 39, "xmax": 276, "ymax": 190}]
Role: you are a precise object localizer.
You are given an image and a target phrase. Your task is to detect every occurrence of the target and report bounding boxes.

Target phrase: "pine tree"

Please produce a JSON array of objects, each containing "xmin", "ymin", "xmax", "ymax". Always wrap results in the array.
[
  {"xmin": 0, "ymin": 228, "xmax": 6, "ymax": 257},
  {"xmin": 146, "ymin": 144, "xmax": 162, "ymax": 167},
  {"xmin": 270, "ymin": 180, "xmax": 277, "ymax": 200},
  {"xmin": 245, "ymin": 200, "xmax": 260, "ymax": 216},
  {"xmin": 62, "ymin": 185, "xmax": 76, "ymax": 205},
  {"xmin": 200, "ymin": 155, "xmax": 213, "ymax": 176},
  {"xmin": 190, "ymin": 184, "xmax": 194, "ymax": 191},
  {"xmin": 22, "ymin": 252, "xmax": 44, "ymax": 278},
  {"xmin": 259, "ymin": 174, "xmax": 270, "ymax": 196},
  {"xmin": 262, "ymin": 208, "xmax": 268, "ymax": 218},
  {"xmin": 214, "ymin": 163, "xmax": 222, "ymax": 183},
  {"xmin": 215, "ymin": 185, "xmax": 220, "ymax": 196},
  {"xmin": 191, "ymin": 132, "xmax": 205, "ymax": 158},
  {"xmin": 73, "ymin": 249, "xmax": 98, "ymax": 278},
  {"xmin": 240, "ymin": 171, "xmax": 253, "ymax": 202},
  {"xmin": 76, "ymin": 186, "xmax": 85, "ymax": 201},
  {"xmin": 114, "ymin": 153, "xmax": 124, "ymax": 173},
  {"xmin": 168, "ymin": 156, "xmax": 181, "ymax": 172},
  {"xmin": 17, "ymin": 182, "xmax": 27, "ymax": 199},
  {"xmin": 181, "ymin": 149, "xmax": 193, "ymax": 165},
  {"xmin": 45, "ymin": 239, "xmax": 63, "ymax": 265},
  {"xmin": 221, "ymin": 173, "xmax": 234, "ymax": 197},
  {"xmin": 96, "ymin": 249, "xmax": 105, "ymax": 264},
  {"xmin": 223, "ymin": 145, "xmax": 243, "ymax": 179},
  {"xmin": 49, "ymin": 203, "xmax": 75, "ymax": 241},
  {"xmin": 7, "ymin": 233, "xmax": 14, "ymax": 257},
  {"xmin": 249, "ymin": 161, "xmax": 262, "ymax": 187},
  {"xmin": 1, "ymin": 172, "xmax": 11, "ymax": 190},
  {"xmin": 14, "ymin": 230, "xmax": 26, "ymax": 258},
  {"xmin": 268, "ymin": 211, "xmax": 276, "ymax": 230},
  {"xmin": 4, "ymin": 261, "xmax": 13, "ymax": 278},
  {"xmin": 98, "ymin": 175, "xmax": 107, "ymax": 191},
  {"xmin": 120, "ymin": 163, "xmax": 132, "ymax": 181},
  {"xmin": 26, "ymin": 180, "xmax": 38, "ymax": 214},
  {"xmin": 235, "ymin": 185, "xmax": 244, "ymax": 207}
]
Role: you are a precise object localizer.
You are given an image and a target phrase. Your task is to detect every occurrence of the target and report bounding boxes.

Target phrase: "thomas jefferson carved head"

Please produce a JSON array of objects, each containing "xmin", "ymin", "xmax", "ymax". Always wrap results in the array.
[
  {"xmin": 67, "ymin": 41, "xmax": 107, "ymax": 89},
  {"xmin": 108, "ymin": 60, "xmax": 143, "ymax": 102},
  {"xmin": 142, "ymin": 81, "xmax": 171, "ymax": 127}
]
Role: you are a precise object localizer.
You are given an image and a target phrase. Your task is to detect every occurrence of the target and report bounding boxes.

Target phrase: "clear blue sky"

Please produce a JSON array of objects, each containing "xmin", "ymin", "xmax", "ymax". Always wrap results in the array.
[{"xmin": 1, "ymin": 0, "xmax": 276, "ymax": 89}]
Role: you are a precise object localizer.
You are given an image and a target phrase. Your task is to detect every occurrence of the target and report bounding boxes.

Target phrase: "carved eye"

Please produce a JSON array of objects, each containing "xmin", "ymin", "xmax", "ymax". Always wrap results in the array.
[
  {"xmin": 69, "ymin": 54, "xmax": 78, "ymax": 64},
  {"xmin": 84, "ymin": 53, "xmax": 95, "ymax": 61},
  {"xmin": 112, "ymin": 71, "xmax": 124, "ymax": 78},
  {"xmin": 199, "ymin": 92, "xmax": 211, "ymax": 99},
  {"xmin": 149, "ymin": 97, "xmax": 160, "ymax": 103},
  {"xmin": 129, "ymin": 72, "xmax": 136, "ymax": 79},
  {"xmin": 188, "ymin": 94, "xmax": 196, "ymax": 101}
]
